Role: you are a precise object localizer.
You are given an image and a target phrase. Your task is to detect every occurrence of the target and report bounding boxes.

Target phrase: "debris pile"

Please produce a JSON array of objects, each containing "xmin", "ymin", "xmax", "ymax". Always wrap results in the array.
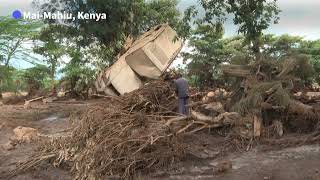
[
  {"xmin": 5, "ymin": 55, "xmax": 320, "ymax": 179},
  {"xmin": 6, "ymin": 81, "xmax": 177, "ymax": 179},
  {"xmin": 6, "ymin": 80, "xmax": 240, "ymax": 179},
  {"xmin": 222, "ymin": 54, "xmax": 320, "ymax": 137}
]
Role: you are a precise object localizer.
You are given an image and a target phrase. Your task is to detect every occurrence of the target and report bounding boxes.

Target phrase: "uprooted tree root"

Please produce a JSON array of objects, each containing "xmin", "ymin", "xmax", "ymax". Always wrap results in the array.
[{"xmin": 260, "ymin": 122, "xmax": 320, "ymax": 149}]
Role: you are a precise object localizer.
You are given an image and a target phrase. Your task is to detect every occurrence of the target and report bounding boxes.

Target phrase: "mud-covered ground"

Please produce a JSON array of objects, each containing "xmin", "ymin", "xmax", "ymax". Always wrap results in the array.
[
  {"xmin": 0, "ymin": 100, "xmax": 88, "ymax": 180},
  {"xmin": 1, "ymin": 100, "xmax": 320, "ymax": 180}
]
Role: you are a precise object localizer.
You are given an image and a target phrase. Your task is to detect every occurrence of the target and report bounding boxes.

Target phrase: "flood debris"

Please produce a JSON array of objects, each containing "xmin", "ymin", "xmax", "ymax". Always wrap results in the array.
[
  {"xmin": 2, "ymin": 126, "xmax": 40, "ymax": 151},
  {"xmin": 5, "ymin": 60, "xmax": 320, "ymax": 179},
  {"xmin": 221, "ymin": 55, "xmax": 320, "ymax": 135},
  {"xmin": 4, "ymin": 34, "xmax": 320, "ymax": 180},
  {"xmin": 23, "ymin": 96, "xmax": 44, "ymax": 109},
  {"xmin": 95, "ymin": 24, "xmax": 183, "ymax": 96},
  {"xmin": 213, "ymin": 160, "xmax": 233, "ymax": 174},
  {"xmin": 12, "ymin": 126, "xmax": 40, "ymax": 143},
  {"xmin": 2, "ymin": 141, "xmax": 16, "ymax": 151}
]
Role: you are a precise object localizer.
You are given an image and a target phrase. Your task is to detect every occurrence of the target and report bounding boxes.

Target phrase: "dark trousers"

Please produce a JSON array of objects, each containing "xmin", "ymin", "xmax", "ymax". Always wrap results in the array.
[{"xmin": 178, "ymin": 97, "xmax": 189, "ymax": 116}]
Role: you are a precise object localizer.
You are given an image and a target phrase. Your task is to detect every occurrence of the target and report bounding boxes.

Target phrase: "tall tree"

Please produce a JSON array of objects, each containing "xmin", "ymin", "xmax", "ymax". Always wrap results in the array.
[
  {"xmin": 33, "ymin": 25, "xmax": 65, "ymax": 81},
  {"xmin": 260, "ymin": 34, "xmax": 320, "ymax": 84},
  {"xmin": 299, "ymin": 39, "xmax": 320, "ymax": 85},
  {"xmin": 35, "ymin": 0, "xmax": 182, "ymax": 67},
  {"xmin": 20, "ymin": 65, "xmax": 51, "ymax": 96},
  {"xmin": 183, "ymin": 25, "xmax": 248, "ymax": 87},
  {"xmin": 199, "ymin": 0, "xmax": 280, "ymax": 59},
  {"xmin": 0, "ymin": 17, "xmax": 42, "ymax": 98},
  {"xmin": 60, "ymin": 46, "xmax": 95, "ymax": 98},
  {"xmin": 259, "ymin": 34, "xmax": 304, "ymax": 58},
  {"xmin": 0, "ymin": 17, "xmax": 42, "ymax": 67},
  {"xmin": 0, "ymin": 65, "xmax": 15, "ymax": 99}
]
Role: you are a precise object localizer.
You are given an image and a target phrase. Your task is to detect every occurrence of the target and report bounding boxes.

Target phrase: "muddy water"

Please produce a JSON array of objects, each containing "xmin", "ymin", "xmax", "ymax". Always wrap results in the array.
[
  {"xmin": 0, "ymin": 114, "xmax": 72, "ymax": 180},
  {"xmin": 40, "ymin": 115, "xmax": 60, "ymax": 122},
  {"xmin": 158, "ymin": 145, "xmax": 320, "ymax": 180}
]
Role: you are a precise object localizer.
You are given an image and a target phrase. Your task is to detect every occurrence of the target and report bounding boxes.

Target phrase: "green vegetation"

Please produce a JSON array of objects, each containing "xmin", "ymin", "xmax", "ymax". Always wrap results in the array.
[
  {"xmin": 0, "ymin": 17, "xmax": 42, "ymax": 98},
  {"xmin": 0, "ymin": 17, "xmax": 42, "ymax": 66},
  {"xmin": 19, "ymin": 65, "xmax": 51, "ymax": 96},
  {"xmin": 0, "ymin": 0, "xmax": 320, "ymax": 98},
  {"xmin": 38, "ymin": 0, "xmax": 183, "ymax": 67},
  {"xmin": 184, "ymin": 33, "xmax": 320, "ymax": 87},
  {"xmin": 60, "ymin": 47, "xmax": 95, "ymax": 98},
  {"xmin": 0, "ymin": 66, "xmax": 17, "ymax": 97},
  {"xmin": 180, "ymin": 0, "xmax": 319, "ymax": 88}
]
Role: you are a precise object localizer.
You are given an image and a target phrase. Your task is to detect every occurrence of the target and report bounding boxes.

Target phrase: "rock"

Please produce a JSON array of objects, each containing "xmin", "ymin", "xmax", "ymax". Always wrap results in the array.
[
  {"xmin": 207, "ymin": 91, "xmax": 215, "ymax": 98},
  {"xmin": 57, "ymin": 91, "xmax": 66, "ymax": 97},
  {"xmin": 214, "ymin": 88, "xmax": 226, "ymax": 97},
  {"xmin": 205, "ymin": 89, "xmax": 229, "ymax": 100},
  {"xmin": 213, "ymin": 160, "xmax": 232, "ymax": 174},
  {"xmin": 2, "ymin": 141, "xmax": 15, "ymax": 151},
  {"xmin": 0, "ymin": 101, "xmax": 3, "ymax": 106},
  {"xmin": 13, "ymin": 126, "xmax": 39, "ymax": 143}
]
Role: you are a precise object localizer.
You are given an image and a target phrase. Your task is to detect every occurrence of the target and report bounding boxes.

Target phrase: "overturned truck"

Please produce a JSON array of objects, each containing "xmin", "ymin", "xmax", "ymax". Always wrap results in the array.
[{"xmin": 95, "ymin": 24, "xmax": 183, "ymax": 95}]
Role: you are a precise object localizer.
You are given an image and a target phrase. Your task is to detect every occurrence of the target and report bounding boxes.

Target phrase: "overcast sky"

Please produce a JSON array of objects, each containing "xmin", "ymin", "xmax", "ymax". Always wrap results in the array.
[
  {"xmin": 178, "ymin": 0, "xmax": 320, "ymax": 40},
  {"xmin": 1, "ymin": 0, "xmax": 320, "ymax": 69},
  {"xmin": 1, "ymin": 0, "xmax": 319, "ymax": 40}
]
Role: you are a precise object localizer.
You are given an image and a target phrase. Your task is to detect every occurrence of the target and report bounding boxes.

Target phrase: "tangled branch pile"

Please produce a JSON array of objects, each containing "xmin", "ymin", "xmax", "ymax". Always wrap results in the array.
[
  {"xmin": 6, "ymin": 81, "xmax": 239, "ymax": 179},
  {"xmin": 6, "ymin": 55, "xmax": 320, "ymax": 180},
  {"xmin": 41, "ymin": 81, "xmax": 185, "ymax": 179}
]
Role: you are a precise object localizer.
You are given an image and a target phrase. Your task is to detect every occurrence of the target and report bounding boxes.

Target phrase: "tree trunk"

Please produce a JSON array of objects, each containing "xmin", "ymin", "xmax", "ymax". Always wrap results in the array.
[
  {"xmin": 0, "ymin": 79, "xmax": 3, "ymax": 99},
  {"xmin": 50, "ymin": 60, "xmax": 56, "ymax": 81},
  {"xmin": 5, "ymin": 55, "xmax": 12, "ymax": 67},
  {"xmin": 50, "ymin": 59, "xmax": 57, "ymax": 95},
  {"xmin": 252, "ymin": 35, "xmax": 262, "ymax": 61},
  {"xmin": 5, "ymin": 39, "xmax": 22, "ymax": 67},
  {"xmin": 70, "ymin": 77, "xmax": 78, "ymax": 97}
]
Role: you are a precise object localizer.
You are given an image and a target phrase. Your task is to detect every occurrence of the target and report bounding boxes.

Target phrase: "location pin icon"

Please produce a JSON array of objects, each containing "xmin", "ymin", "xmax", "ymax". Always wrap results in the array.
[{"xmin": 12, "ymin": 10, "xmax": 22, "ymax": 19}]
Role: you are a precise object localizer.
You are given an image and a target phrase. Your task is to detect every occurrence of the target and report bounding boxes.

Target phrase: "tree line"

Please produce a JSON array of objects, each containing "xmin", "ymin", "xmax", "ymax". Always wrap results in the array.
[{"xmin": 0, "ymin": 0, "xmax": 319, "ymax": 99}]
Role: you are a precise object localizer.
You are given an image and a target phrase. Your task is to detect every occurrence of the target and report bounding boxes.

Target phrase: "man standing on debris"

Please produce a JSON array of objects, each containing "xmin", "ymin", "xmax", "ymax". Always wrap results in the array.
[{"xmin": 174, "ymin": 73, "xmax": 189, "ymax": 116}]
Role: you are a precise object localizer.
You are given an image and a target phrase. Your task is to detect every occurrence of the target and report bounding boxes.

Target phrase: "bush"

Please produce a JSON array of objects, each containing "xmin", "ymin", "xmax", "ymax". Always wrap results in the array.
[
  {"xmin": 0, "ymin": 66, "xmax": 18, "ymax": 97},
  {"xmin": 19, "ymin": 65, "xmax": 51, "ymax": 96},
  {"xmin": 60, "ymin": 64, "xmax": 96, "ymax": 98}
]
